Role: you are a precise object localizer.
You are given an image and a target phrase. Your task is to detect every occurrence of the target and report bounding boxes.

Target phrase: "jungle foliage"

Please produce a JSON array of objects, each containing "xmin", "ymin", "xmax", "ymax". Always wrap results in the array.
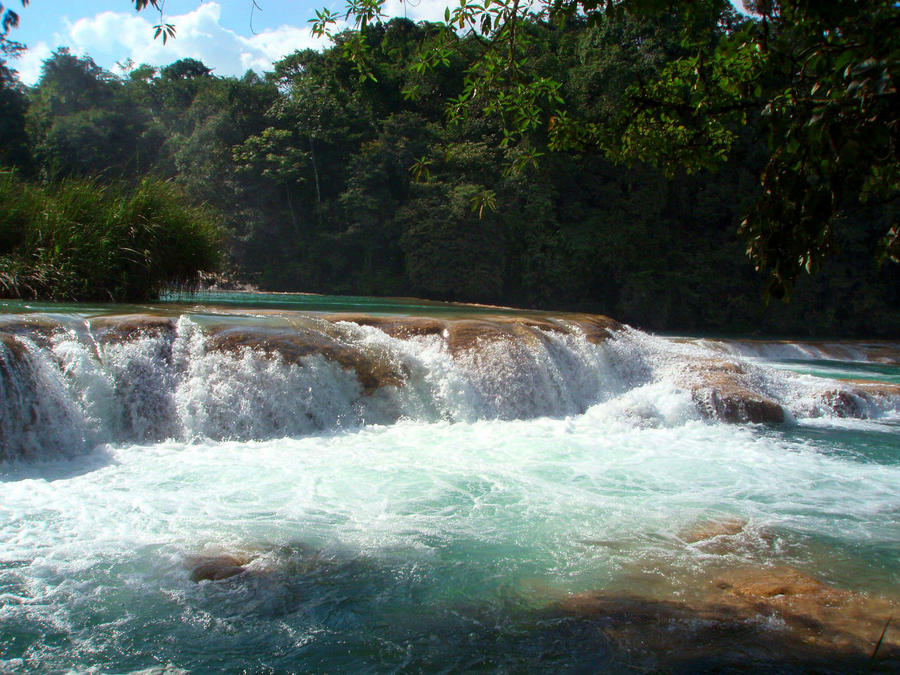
[
  {"xmin": 0, "ymin": 171, "xmax": 220, "ymax": 301},
  {"xmin": 313, "ymin": 0, "xmax": 899, "ymax": 299},
  {"xmin": 0, "ymin": 10, "xmax": 898, "ymax": 334}
]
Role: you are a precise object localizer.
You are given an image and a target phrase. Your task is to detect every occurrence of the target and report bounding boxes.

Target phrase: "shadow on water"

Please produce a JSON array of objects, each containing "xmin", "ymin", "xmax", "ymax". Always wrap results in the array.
[
  {"xmin": 540, "ymin": 593, "xmax": 899, "ymax": 674},
  {"xmin": 4, "ymin": 536, "xmax": 899, "ymax": 673},
  {"xmin": 0, "ymin": 444, "xmax": 114, "ymax": 482},
  {"xmin": 165, "ymin": 544, "xmax": 900, "ymax": 674}
]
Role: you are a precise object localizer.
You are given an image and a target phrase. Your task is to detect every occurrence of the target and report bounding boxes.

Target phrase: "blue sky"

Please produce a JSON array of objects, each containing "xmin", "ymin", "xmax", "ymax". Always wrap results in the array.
[
  {"xmin": 7, "ymin": 0, "xmax": 449, "ymax": 84},
  {"xmin": 7, "ymin": 0, "xmax": 749, "ymax": 85}
]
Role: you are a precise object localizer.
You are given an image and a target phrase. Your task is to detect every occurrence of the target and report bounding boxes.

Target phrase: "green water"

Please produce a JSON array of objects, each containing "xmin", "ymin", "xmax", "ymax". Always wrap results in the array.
[
  {"xmin": 160, "ymin": 289, "xmax": 531, "ymax": 316},
  {"xmin": 1, "ymin": 293, "xmax": 898, "ymax": 673},
  {"xmin": 771, "ymin": 358, "xmax": 900, "ymax": 383}
]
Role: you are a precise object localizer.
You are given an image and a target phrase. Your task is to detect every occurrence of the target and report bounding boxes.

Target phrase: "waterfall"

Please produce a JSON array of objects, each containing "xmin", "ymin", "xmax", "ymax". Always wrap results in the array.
[
  {"xmin": 1, "ymin": 311, "xmax": 898, "ymax": 460},
  {"xmin": 2, "ymin": 301, "xmax": 899, "ymax": 674}
]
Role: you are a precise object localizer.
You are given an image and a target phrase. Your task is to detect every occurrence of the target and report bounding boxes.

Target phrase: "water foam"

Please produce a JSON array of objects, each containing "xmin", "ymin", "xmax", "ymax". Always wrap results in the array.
[
  {"xmin": 1, "ymin": 313, "xmax": 898, "ymax": 462},
  {"xmin": 2, "ymin": 311, "xmax": 899, "ymax": 671}
]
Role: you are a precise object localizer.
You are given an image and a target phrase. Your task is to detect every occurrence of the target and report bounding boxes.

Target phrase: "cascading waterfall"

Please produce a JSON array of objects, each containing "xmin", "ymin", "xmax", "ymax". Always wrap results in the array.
[
  {"xmin": 1, "ymin": 300, "xmax": 899, "ymax": 673},
  {"xmin": 2, "ymin": 311, "xmax": 897, "ymax": 460}
]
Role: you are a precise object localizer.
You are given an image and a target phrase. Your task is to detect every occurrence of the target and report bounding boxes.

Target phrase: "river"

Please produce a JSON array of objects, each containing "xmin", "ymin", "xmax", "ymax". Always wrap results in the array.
[{"xmin": 1, "ymin": 292, "xmax": 898, "ymax": 672}]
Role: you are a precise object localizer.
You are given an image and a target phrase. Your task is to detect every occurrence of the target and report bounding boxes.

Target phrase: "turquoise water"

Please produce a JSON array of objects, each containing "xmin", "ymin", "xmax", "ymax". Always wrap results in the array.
[
  {"xmin": 1, "ymin": 290, "xmax": 529, "ymax": 319},
  {"xmin": 160, "ymin": 290, "xmax": 531, "ymax": 316},
  {"xmin": 1, "ymin": 294, "xmax": 898, "ymax": 673},
  {"xmin": 770, "ymin": 358, "xmax": 900, "ymax": 384}
]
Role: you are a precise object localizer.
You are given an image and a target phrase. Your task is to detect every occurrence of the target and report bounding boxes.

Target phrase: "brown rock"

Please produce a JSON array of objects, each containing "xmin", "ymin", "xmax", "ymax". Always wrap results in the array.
[
  {"xmin": 686, "ymin": 359, "xmax": 785, "ymax": 424},
  {"xmin": 554, "ymin": 565, "xmax": 899, "ymax": 671},
  {"xmin": 846, "ymin": 380, "xmax": 900, "ymax": 398},
  {"xmin": 445, "ymin": 319, "xmax": 515, "ymax": 355},
  {"xmin": 810, "ymin": 381, "xmax": 900, "ymax": 418},
  {"xmin": 89, "ymin": 315, "xmax": 177, "ymax": 344},
  {"xmin": 324, "ymin": 312, "xmax": 621, "ymax": 347},
  {"xmin": 561, "ymin": 314, "xmax": 623, "ymax": 344},
  {"xmin": 206, "ymin": 327, "xmax": 408, "ymax": 395},
  {"xmin": 695, "ymin": 386, "xmax": 786, "ymax": 424},
  {"xmin": 0, "ymin": 331, "xmax": 29, "ymax": 360},
  {"xmin": 818, "ymin": 389, "xmax": 868, "ymax": 418},
  {"xmin": 185, "ymin": 553, "xmax": 256, "ymax": 582},
  {"xmin": 681, "ymin": 517, "xmax": 746, "ymax": 543},
  {"xmin": 711, "ymin": 566, "xmax": 899, "ymax": 655},
  {"xmin": 0, "ymin": 317, "xmax": 65, "ymax": 348},
  {"xmin": 324, "ymin": 314, "xmax": 448, "ymax": 340},
  {"xmin": 715, "ymin": 566, "xmax": 828, "ymax": 599}
]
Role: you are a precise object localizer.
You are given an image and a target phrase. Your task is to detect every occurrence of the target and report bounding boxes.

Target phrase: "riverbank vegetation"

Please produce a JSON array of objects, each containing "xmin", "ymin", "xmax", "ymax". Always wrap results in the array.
[
  {"xmin": 0, "ymin": 10, "xmax": 897, "ymax": 334},
  {"xmin": 0, "ymin": 172, "xmax": 220, "ymax": 301}
]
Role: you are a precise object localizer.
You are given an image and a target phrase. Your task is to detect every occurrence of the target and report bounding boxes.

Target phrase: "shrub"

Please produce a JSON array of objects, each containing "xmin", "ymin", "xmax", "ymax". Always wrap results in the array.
[{"xmin": 0, "ymin": 170, "xmax": 221, "ymax": 301}]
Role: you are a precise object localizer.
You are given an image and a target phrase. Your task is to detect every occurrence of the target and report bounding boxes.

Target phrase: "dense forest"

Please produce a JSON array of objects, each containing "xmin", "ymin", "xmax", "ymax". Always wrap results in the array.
[{"xmin": 0, "ymin": 10, "xmax": 898, "ymax": 336}]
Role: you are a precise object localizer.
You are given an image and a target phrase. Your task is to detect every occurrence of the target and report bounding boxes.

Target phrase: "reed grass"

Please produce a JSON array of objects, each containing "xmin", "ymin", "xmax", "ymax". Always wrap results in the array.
[{"xmin": 0, "ymin": 170, "xmax": 221, "ymax": 301}]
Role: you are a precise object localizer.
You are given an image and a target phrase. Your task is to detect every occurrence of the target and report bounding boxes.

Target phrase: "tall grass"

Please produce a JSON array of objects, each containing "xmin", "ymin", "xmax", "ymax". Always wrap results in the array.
[{"xmin": 0, "ymin": 171, "xmax": 221, "ymax": 302}]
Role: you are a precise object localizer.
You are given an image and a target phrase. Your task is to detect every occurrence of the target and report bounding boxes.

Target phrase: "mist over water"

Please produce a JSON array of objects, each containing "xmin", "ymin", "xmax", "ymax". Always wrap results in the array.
[{"xmin": 1, "ymin": 295, "xmax": 899, "ymax": 672}]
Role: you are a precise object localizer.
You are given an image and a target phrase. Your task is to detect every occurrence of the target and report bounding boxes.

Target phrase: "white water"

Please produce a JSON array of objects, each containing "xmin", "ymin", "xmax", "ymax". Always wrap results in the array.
[
  {"xmin": 2, "ymin": 315, "xmax": 896, "ymax": 459},
  {"xmin": 1, "ymin": 310, "xmax": 899, "ymax": 672}
]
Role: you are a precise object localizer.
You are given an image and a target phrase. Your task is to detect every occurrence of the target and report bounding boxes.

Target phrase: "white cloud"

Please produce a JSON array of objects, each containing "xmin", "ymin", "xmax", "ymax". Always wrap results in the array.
[
  {"xmin": 380, "ymin": 0, "xmax": 451, "ymax": 23},
  {"xmin": 14, "ymin": 0, "xmax": 495, "ymax": 86},
  {"xmin": 12, "ymin": 40, "xmax": 52, "ymax": 85},
  {"xmin": 17, "ymin": 2, "xmax": 331, "ymax": 85}
]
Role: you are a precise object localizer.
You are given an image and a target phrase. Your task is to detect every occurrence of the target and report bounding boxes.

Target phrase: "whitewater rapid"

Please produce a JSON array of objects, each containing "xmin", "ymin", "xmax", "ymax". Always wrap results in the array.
[
  {"xmin": 2, "ymin": 310, "xmax": 897, "ymax": 461},
  {"xmin": 1, "ymin": 304, "xmax": 899, "ymax": 672}
]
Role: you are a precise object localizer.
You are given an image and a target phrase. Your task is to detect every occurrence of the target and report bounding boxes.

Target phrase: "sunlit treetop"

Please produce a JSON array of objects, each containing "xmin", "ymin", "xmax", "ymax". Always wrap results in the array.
[
  {"xmin": 4, "ymin": 0, "xmax": 898, "ymax": 297},
  {"xmin": 309, "ymin": 0, "xmax": 899, "ymax": 298}
]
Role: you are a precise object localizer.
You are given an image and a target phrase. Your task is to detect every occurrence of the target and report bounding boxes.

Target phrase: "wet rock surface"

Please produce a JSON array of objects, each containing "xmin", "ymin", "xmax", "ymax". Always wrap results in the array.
[
  {"xmin": 325, "ymin": 314, "xmax": 447, "ymax": 340},
  {"xmin": 0, "ymin": 317, "xmax": 65, "ymax": 349},
  {"xmin": 89, "ymin": 315, "xmax": 177, "ymax": 344},
  {"xmin": 684, "ymin": 359, "xmax": 786, "ymax": 424},
  {"xmin": 680, "ymin": 517, "xmax": 747, "ymax": 543},
  {"xmin": 205, "ymin": 326, "xmax": 408, "ymax": 395},
  {"xmin": 0, "ymin": 331, "xmax": 28, "ymax": 360},
  {"xmin": 186, "ymin": 553, "xmax": 256, "ymax": 582},
  {"xmin": 556, "ymin": 565, "xmax": 900, "ymax": 673}
]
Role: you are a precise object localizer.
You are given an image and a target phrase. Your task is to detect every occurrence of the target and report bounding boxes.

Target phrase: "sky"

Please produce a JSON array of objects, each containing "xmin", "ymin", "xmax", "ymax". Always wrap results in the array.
[
  {"xmin": 6, "ymin": 0, "xmax": 450, "ymax": 84},
  {"xmin": 7, "ymin": 0, "xmax": 749, "ymax": 86}
]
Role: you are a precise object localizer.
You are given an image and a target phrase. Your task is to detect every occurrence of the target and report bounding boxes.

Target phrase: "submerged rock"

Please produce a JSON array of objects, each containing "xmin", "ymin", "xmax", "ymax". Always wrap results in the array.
[
  {"xmin": 712, "ymin": 566, "xmax": 899, "ymax": 657},
  {"xmin": 680, "ymin": 517, "xmax": 747, "ymax": 543},
  {"xmin": 185, "ymin": 552, "xmax": 256, "ymax": 582},
  {"xmin": 714, "ymin": 565, "xmax": 828, "ymax": 600},
  {"xmin": 555, "ymin": 565, "xmax": 899, "ymax": 672}
]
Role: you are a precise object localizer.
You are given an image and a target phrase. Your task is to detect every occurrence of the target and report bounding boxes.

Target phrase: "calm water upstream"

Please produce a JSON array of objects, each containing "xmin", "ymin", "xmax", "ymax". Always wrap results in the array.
[{"xmin": 1, "ymin": 292, "xmax": 899, "ymax": 673}]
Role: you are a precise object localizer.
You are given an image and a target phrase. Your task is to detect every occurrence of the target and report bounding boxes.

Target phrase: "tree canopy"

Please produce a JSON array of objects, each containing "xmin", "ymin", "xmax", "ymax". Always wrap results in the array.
[
  {"xmin": 0, "ymin": 3, "xmax": 897, "ymax": 333},
  {"xmin": 313, "ymin": 0, "xmax": 899, "ymax": 297},
  {"xmin": 4, "ymin": 0, "xmax": 897, "ymax": 296}
]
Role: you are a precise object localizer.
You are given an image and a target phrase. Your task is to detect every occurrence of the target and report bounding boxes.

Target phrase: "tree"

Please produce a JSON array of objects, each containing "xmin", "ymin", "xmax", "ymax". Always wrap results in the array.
[
  {"xmin": 161, "ymin": 57, "xmax": 212, "ymax": 80},
  {"xmin": 0, "ymin": 56, "xmax": 29, "ymax": 169},
  {"xmin": 26, "ymin": 49, "xmax": 149, "ymax": 177},
  {"xmin": 599, "ymin": 0, "xmax": 900, "ymax": 297},
  {"xmin": 314, "ymin": 0, "xmax": 899, "ymax": 297}
]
